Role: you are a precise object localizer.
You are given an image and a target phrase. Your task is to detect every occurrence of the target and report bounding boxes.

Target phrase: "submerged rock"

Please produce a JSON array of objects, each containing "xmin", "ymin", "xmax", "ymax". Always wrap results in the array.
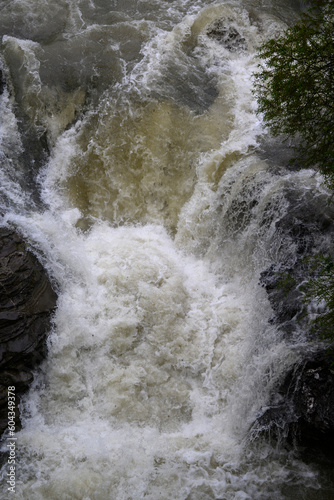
[
  {"xmin": 206, "ymin": 19, "xmax": 247, "ymax": 52},
  {"xmin": 0, "ymin": 227, "xmax": 57, "ymax": 437}
]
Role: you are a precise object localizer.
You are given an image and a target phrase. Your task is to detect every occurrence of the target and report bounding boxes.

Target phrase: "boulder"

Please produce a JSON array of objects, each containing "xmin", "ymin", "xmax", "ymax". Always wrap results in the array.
[
  {"xmin": 206, "ymin": 19, "xmax": 247, "ymax": 52},
  {"xmin": 0, "ymin": 227, "xmax": 57, "ymax": 437}
]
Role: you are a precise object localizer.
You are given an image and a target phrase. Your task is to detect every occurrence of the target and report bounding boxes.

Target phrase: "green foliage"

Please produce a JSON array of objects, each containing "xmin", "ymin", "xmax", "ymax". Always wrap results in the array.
[{"xmin": 254, "ymin": 0, "xmax": 334, "ymax": 186}]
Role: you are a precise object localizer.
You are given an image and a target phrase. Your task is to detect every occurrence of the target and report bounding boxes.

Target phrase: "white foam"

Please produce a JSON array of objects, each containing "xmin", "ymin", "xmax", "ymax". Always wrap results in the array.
[{"xmin": 0, "ymin": 1, "xmax": 325, "ymax": 498}]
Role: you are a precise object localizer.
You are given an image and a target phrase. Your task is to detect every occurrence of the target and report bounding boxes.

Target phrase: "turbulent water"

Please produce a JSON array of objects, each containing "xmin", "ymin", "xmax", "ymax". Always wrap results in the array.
[{"xmin": 0, "ymin": 0, "xmax": 333, "ymax": 498}]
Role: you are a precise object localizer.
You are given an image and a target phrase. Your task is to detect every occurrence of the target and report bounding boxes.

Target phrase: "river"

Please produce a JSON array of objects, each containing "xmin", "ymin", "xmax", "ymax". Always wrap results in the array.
[{"xmin": 0, "ymin": 0, "xmax": 333, "ymax": 498}]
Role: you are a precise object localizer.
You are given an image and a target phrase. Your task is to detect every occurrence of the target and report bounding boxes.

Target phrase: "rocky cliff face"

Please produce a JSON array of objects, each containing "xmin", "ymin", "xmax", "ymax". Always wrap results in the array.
[
  {"xmin": 260, "ymin": 184, "xmax": 334, "ymax": 336},
  {"xmin": 258, "ymin": 183, "xmax": 334, "ymax": 457},
  {"xmin": 257, "ymin": 351, "xmax": 334, "ymax": 456},
  {"xmin": 0, "ymin": 227, "xmax": 57, "ymax": 437}
]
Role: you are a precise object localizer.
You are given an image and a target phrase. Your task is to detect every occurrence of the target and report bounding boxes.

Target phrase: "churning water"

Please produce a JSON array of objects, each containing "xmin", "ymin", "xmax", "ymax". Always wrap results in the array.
[{"xmin": 0, "ymin": 0, "xmax": 333, "ymax": 498}]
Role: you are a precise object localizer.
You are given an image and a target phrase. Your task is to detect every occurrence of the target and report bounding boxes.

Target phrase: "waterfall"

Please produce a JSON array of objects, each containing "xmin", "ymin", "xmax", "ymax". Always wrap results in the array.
[{"xmin": 0, "ymin": 1, "xmax": 332, "ymax": 498}]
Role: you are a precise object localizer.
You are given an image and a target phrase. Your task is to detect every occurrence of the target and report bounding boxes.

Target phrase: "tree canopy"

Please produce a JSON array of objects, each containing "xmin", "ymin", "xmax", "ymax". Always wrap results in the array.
[{"xmin": 254, "ymin": 0, "xmax": 334, "ymax": 185}]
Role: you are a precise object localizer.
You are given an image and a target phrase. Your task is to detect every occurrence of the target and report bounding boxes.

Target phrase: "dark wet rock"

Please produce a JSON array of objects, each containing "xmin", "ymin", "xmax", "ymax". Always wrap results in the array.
[
  {"xmin": 0, "ymin": 62, "xmax": 47, "ymax": 208},
  {"xmin": 257, "ymin": 135, "xmax": 301, "ymax": 172},
  {"xmin": 0, "ymin": 69, "xmax": 5, "ymax": 95},
  {"xmin": 260, "ymin": 187, "xmax": 334, "ymax": 337},
  {"xmin": 0, "ymin": 227, "xmax": 57, "ymax": 438},
  {"xmin": 157, "ymin": 57, "xmax": 219, "ymax": 114},
  {"xmin": 257, "ymin": 182, "xmax": 334, "ymax": 457},
  {"xmin": 257, "ymin": 351, "xmax": 334, "ymax": 456},
  {"xmin": 206, "ymin": 20, "xmax": 247, "ymax": 52}
]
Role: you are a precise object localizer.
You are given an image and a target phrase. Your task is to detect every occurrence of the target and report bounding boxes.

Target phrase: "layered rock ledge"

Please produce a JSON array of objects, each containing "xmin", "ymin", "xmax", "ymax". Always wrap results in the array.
[{"xmin": 0, "ymin": 227, "xmax": 57, "ymax": 437}]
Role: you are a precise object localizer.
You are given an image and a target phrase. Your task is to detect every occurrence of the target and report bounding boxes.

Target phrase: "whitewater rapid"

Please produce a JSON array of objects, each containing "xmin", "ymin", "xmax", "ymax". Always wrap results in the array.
[{"xmin": 0, "ymin": 0, "xmax": 331, "ymax": 498}]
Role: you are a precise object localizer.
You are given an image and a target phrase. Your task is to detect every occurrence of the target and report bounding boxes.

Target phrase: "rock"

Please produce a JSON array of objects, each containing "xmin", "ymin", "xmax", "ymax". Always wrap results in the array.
[
  {"xmin": 0, "ymin": 69, "xmax": 5, "ymax": 95},
  {"xmin": 0, "ymin": 227, "xmax": 57, "ymax": 437},
  {"xmin": 256, "ymin": 351, "xmax": 334, "ymax": 457},
  {"xmin": 206, "ymin": 20, "xmax": 247, "ymax": 52},
  {"xmin": 257, "ymin": 184, "xmax": 334, "ymax": 457},
  {"xmin": 0, "ymin": 61, "xmax": 48, "ymax": 207},
  {"xmin": 260, "ymin": 186, "xmax": 334, "ymax": 337}
]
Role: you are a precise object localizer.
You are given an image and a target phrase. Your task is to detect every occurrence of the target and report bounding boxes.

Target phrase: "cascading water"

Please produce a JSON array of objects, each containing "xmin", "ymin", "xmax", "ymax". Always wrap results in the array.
[{"xmin": 0, "ymin": 0, "xmax": 333, "ymax": 498}]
